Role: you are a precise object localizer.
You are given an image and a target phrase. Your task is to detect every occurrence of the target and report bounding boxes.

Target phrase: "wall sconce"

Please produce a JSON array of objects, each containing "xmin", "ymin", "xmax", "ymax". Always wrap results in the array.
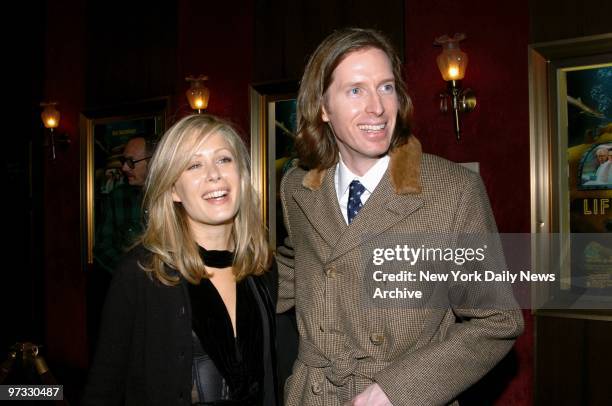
[
  {"xmin": 434, "ymin": 33, "xmax": 476, "ymax": 141},
  {"xmin": 40, "ymin": 102, "xmax": 70, "ymax": 160},
  {"xmin": 185, "ymin": 75, "xmax": 210, "ymax": 114}
]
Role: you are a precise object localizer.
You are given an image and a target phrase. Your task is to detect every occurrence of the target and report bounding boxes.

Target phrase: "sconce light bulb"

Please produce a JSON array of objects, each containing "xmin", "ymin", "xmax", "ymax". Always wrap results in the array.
[
  {"xmin": 433, "ymin": 34, "xmax": 476, "ymax": 141},
  {"xmin": 435, "ymin": 33, "xmax": 468, "ymax": 81},
  {"xmin": 185, "ymin": 75, "xmax": 210, "ymax": 112},
  {"xmin": 41, "ymin": 102, "xmax": 60, "ymax": 129}
]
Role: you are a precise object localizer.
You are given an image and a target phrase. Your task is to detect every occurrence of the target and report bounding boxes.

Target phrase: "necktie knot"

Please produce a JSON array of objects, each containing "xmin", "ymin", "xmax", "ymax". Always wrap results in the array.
[{"xmin": 347, "ymin": 180, "xmax": 366, "ymax": 224}]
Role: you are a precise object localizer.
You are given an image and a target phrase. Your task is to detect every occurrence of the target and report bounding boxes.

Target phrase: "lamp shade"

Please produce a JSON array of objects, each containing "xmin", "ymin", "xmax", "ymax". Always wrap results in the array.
[
  {"xmin": 435, "ymin": 34, "xmax": 468, "ymax": 81},
  {"xmin": 41, "ymin": 102, "xmax": 60, "ymax": 129},
  {"xmin": 185, "ymin": 75, "xmax": 210, "ymax": 110}
]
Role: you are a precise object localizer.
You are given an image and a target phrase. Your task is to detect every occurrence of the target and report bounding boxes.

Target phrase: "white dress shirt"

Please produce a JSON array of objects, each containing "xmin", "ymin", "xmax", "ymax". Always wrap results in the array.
[
  {"xmin": 595, "ymin": 160, "xmax": 611, "ymax": 184},
  {"xmin": 334, "ymin": 155, "xmax": 390, "ymax": 224}
]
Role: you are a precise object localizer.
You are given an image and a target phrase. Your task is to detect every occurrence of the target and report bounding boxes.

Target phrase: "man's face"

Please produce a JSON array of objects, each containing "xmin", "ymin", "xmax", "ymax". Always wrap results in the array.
[
  {"xmin": 121, "ymin": 138, "xmax": 149, "ymax": 186},
  {"xmin": 321, "ymin": 47, "xmax": 398, "ymax": 175},
  {"xmin": 596, "ymin": 150, "xmax": 608, "ymax": 165}
]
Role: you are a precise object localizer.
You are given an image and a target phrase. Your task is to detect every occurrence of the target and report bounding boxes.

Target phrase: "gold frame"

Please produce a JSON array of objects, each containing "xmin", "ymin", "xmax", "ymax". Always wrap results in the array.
[
  {"xmin": 250, "ymin": 81, "xmax": 298, "ymax": 248},
  {"xmin": 529, "ymin": 34, "xmax": 612, "ymax": 320},
  {"xmin": 79, "ymin": 99, "xmax": 167, "ymax": 268}
]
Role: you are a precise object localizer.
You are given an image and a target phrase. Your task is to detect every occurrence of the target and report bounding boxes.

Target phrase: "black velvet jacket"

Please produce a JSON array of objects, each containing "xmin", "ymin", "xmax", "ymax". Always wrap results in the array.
[{"xmin": 82, "ymin": 246, "xmax": 279, "ymax": 406}]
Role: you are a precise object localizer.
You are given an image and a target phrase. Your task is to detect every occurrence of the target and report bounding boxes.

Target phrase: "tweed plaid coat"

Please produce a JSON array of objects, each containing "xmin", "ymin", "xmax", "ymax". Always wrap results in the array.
[{"xmin": 276, "ymin": 136, "xmax": 524, "ymax": 406}]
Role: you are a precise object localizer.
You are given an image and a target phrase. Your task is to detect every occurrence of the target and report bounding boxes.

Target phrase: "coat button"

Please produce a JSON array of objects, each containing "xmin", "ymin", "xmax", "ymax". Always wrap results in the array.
[
  {"xmin": 370, "ymin": 332, "xmax": 384, "ymax": 345},
  {"xmin": 325, "ymin": 266, "xmax": 336, "ymax": 278},
  {"xmin": 179, "ymin": 350, "xmax": 185, "ymax": 360},
  {"xmin": 179, "ymin": 306, "xmax": 186, "ymax": 317},
  {"xmin": 311, "ymin": 382, "xmax": 323, "ymax": 395}
]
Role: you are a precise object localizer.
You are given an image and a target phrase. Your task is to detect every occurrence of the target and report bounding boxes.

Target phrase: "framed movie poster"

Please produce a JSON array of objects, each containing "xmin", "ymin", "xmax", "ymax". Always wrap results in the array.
[
  {"xmin": 250, "ymin": 81, "xmax": 299, "ymax": 249},
  {"xmin": 529, "ymin": 34, "xmax": 612, "ymax": 319},
  {"xmin": 80, "ymin": 98, "xmax": 167, "ymax": 272}
]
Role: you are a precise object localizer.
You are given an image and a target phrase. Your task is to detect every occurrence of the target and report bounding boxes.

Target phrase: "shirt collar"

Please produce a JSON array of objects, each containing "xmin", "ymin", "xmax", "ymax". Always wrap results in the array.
[{"xmin": 336, "ymin": 154, "xmax": 390, "ymax": 199}]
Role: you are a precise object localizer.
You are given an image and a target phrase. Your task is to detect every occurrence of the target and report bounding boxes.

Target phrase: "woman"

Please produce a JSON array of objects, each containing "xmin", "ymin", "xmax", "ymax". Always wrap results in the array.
[{"xmin": 83, "ymin": 115, "xmax": 278, "ymax": 405}]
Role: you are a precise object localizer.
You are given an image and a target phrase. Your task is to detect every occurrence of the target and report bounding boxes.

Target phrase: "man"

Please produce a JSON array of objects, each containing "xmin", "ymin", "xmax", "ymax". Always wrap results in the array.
[
  {"xmin": 594, "ymin": 145, "xmax": 611, "ymax": 184},
  {"xmin": 121, "ymin": 136, "xmax": 152, "ymax": 187},
  {"xmin": 276, "ymin": 28, "xmax": 523, "ymax": 405},
  {"xmin": 94, "ymin": 136, "xmax": 155, "ymax": 272}
]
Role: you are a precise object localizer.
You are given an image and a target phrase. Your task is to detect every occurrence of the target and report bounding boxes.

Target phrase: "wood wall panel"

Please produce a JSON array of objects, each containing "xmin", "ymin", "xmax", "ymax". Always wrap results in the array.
[
  {"xmin": 529, "ymin": 0, "xmax": 612, "ymax": 43},
  {"xmin": 536, "ymin": 316, "xmax": 612, "ymax": 405},
  {"xmin": 585, "ymin": 320, "xmax": 612, "ymax": 405},
  {"xmin": 535, "ymin": 316, "xmax": 586, "ymax": 405}
]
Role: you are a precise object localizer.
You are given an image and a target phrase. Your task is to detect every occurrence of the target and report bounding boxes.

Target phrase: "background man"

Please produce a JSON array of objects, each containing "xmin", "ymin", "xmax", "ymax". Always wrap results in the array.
[
  {"xmin": 594, "ymin": 145, "xmax": 611, "ymax": 184},
  {"xmin": 120, "ymin": 136, "xmax": 152, "ymax": 187},
  {"xmin": 276, "ymin": 28, "xmax": 523, "ymax": 406},
  {"xmin": 94, "ymin": 135, "xmax": 155, "ymax": 273}
]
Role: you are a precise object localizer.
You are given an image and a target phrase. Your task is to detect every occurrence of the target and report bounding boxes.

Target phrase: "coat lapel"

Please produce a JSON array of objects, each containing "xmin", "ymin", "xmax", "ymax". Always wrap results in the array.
[
  {"xmin": 294, "ymin": 136, "xmax": 424, "ymax": 262},
  {"xmin": 328, "ymin": 173, "xmax": 423, "ymax": 262},
  {"xmin": 291, "ymin": 167, "xmax": 346, "ymax": 249}
]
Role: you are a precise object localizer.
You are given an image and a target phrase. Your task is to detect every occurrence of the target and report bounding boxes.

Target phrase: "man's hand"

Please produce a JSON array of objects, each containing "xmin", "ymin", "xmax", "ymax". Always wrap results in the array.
[{"xmin": 344, "ymin": 383, "xmax": 393, "ymax": 406}]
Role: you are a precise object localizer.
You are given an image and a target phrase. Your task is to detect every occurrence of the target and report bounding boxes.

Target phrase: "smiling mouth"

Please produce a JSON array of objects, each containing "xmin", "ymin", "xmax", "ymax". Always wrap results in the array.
[
  {"xmin": 358, "ymin": 123, "xmax": 386, "ymax": 132},
  {"xmin": 203, "ymin": 189, "xmax": 229, "ymax": 200}
]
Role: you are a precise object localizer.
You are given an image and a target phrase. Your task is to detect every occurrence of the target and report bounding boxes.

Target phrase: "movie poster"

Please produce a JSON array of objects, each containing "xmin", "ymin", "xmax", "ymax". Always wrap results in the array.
[
  {"xmin": 566, "ymin": 64, "xmax": 612, "ymax": 290},
  {"xmin": 273, "ymin": 99, "xmax": 297, "ymax": 248}
]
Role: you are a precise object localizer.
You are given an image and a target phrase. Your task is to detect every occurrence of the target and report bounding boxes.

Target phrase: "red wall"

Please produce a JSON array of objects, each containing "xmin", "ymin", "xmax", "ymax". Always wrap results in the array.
[
  {"xmin": 405, "ymin": 0, "xmax": 531, "ymax": 233},
  {"xmin": 405, "ymin": 1, "xmax": 532, "ymax": 404},
  {"xmin": 43, "ymin": 0, "xmax": 88, "ymax": 368},
  {"xmin": 175, "ymin": 0, "xmax": 254, "ymax": 137}
]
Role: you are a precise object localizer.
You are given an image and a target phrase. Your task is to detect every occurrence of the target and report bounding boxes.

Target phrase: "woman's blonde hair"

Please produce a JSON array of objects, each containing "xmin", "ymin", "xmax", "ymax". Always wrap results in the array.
[{"xmin": 140, "ymin": 114, "xmax": 270, "ymax": 285}]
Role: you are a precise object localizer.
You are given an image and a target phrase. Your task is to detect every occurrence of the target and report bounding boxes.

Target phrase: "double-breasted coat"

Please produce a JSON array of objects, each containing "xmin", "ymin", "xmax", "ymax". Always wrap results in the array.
[{"xmin": 276, "ymin": 137, "xmax": 524, "ymax": 405}]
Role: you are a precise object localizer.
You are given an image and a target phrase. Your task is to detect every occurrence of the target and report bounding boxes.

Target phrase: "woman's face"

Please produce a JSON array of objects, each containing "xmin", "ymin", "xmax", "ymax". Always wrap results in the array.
[{"xmin": 172, "ymin": 131, "xmax": 241, "ymax": 230}]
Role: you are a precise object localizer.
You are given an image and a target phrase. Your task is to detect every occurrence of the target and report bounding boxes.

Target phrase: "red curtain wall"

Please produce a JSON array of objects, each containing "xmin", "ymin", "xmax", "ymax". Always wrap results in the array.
[{"xmin": 404, "ymin": 1, "xmax": 532, "ymax": 404}]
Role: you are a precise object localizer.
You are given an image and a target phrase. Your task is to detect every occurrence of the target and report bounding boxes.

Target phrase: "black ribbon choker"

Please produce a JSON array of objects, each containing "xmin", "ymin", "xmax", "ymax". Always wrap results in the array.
[{"xmin": 199, "ymin": 246, "xmax": 235, "ymax": 268}]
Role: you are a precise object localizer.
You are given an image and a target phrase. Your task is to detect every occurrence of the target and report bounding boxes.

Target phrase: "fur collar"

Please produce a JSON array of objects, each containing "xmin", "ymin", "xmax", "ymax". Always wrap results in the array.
[{"xmin": 301, "ymin": 135, "xmax": 422, "ymax": 194}]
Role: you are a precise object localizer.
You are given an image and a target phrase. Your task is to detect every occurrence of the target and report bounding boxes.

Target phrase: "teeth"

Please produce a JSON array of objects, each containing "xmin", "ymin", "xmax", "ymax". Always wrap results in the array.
[
  {"xmin": 203, "ymin": 190, "xmax": 228, "ymax": 199},
  {"xmin": 358, "ymin": 123, "xmax": 386, "ymax": 131}
]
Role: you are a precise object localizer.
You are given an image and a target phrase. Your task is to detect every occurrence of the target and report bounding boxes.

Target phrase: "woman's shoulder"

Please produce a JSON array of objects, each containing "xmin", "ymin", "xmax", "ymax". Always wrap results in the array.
[
  {"xmin": 112, "ymin": 245, "xmax": 155, "ymax": 285},
  {"xmin": 252, "ymin": 260, "xmax": 278, "ymax": 304},
  {"xmin": 115, "ymin": 245, "xmax": 183, "ymax": 288}
]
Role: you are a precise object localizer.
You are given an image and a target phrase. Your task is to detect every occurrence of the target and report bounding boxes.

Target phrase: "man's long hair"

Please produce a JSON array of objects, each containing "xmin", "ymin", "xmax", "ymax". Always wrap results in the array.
[{"xmin": 296, "ymin": 27, "xmax": 414, "ymax": 170}]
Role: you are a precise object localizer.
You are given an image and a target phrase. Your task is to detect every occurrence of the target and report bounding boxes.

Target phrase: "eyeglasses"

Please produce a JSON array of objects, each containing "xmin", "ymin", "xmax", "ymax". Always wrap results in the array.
[{"xmin": 119, "ymin": 156, "xmax": 151, "ymax": 169}]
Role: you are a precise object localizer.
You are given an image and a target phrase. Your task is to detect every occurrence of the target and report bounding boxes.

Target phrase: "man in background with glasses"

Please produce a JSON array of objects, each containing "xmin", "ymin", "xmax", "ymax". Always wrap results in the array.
[
  {"xmin": 119, "ymin": 137, "xmax": 153, "ymax": 187},
  {"xmin": 94, "ymin": 136, "xmax": 156, "ymax": 274},
  {"xmin": 88, "ymin": 135, "xmax": 156, "ymax": 359}
]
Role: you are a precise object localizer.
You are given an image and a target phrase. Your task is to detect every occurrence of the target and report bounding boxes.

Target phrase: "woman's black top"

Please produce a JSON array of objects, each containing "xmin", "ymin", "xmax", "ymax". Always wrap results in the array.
[
  {"xmin": 81, "ymin": 245, "xmax": 280, "ymax": 406},
  {"xmin": 188, "ymin": 275, "xmax": 263, "ymax": 405}
]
